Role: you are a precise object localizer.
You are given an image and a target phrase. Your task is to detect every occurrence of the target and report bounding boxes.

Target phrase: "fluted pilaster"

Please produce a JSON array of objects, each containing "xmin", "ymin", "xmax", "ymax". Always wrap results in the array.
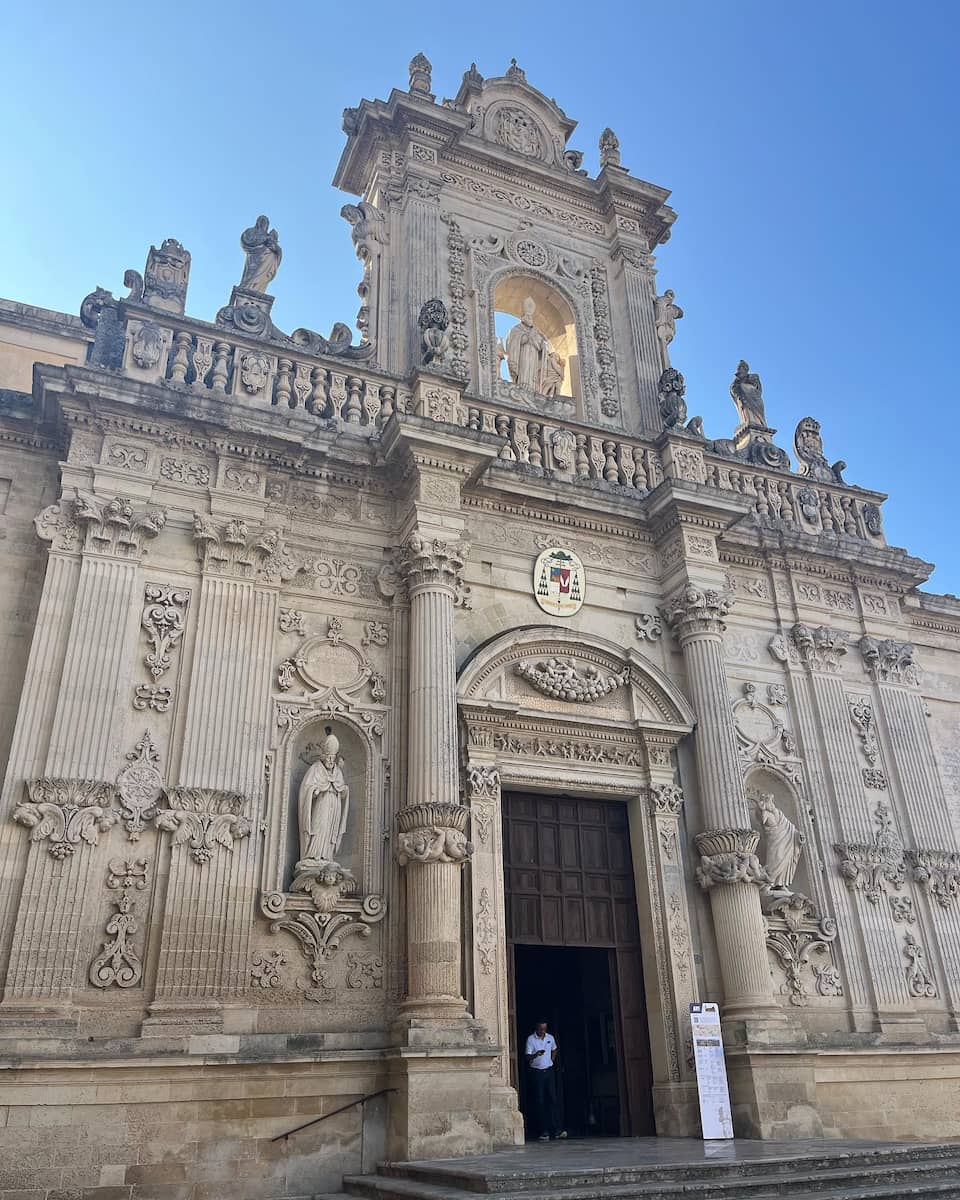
[
  {"xmin": 152, "ymin": 575, "xmax": 275, "ymax": 1005},
  {"xmin": 621, "ymin": 258, "xmax": 662, "ymax": 434}
]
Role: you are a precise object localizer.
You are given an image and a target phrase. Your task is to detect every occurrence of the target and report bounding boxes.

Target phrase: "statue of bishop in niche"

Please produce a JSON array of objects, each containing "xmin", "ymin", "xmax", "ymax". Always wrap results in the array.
[
  {"xmin": 296, "ymin": 728, "xmax": 349, "ymax": 875},
  {"xmin": 505, "ymin": 297, "xmax": 565, "ymax": 397}
]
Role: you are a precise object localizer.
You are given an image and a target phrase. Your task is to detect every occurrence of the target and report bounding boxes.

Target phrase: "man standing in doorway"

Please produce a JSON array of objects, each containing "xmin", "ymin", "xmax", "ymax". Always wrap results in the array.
[{"xmin": 524, "ymin": 1020, "xmax": 567, "ymax": 1141}]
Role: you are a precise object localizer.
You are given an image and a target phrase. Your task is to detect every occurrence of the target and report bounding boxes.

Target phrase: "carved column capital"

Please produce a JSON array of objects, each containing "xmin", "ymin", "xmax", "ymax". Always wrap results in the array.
[
  {"xmin": 396, "ymin": 802, "xmax": 474, "ymax": 866},
  {"xmin": 770, "ymin": 623, "xmax": 849, "ymax": 672},
  {"xmin": 907, "ymin": 849, "xmax": 960, "ymax": 908},
  {"xmin": 14, "ymin": 778, "xmax": 118, "ymax": 858},
  {"xmin": 156, "ymin": 787, "xmax": 251, "ymax": 864},
  {"xmin": 466, "ymin": 765, "xmax": 501, "ymax": 802},
  {"xmin": 399, "ymin": 531, "xmax": 470, "ymax": 600},
  {"xmin": 660, "ymin": 582, "xmax": 733, "ymax": 640},
  {"xmin": 192, "ymin": 515, "xmax": 306, "ymax": 583},
  {"xmin": 648, "ymin": 783, "xmax": 684, "ymax": 818},
  {"xmin": 67, "ymin": 493, "xmax": 167, "ymax": 559},
  {"xmin": 694, "ymin": 827, "xmax": 771, "ymax": 890},
  {"xmin": 859, "ymin": 635, "xmax": 920, "ymax": 686}
]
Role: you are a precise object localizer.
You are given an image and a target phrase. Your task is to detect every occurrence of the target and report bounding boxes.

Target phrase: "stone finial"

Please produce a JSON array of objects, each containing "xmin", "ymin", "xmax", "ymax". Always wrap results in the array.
[
  {"xmin": 463, "ymin": 61, "xmax": 483, "ymax": 87},
  {"xmin": 506, "ymin": 57, "xmax": 526, "ymax": 82},
  {"xmin": 599, "ymin": 127, "xmax": 621, "ymax": 168},
  {"xmin": 409, "ymin": 52, "xmax": 432, "ymax": 95}
]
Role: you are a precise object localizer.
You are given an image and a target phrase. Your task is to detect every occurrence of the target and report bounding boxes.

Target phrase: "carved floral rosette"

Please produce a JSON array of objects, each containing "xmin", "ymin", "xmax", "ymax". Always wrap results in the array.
[
  {"xmin": 396, "ymin": 802, "xmax": 474, "ymax": 866},
  {"xmin": 694, "ymin": 828, "xmax": 771, "ymax": 890}
]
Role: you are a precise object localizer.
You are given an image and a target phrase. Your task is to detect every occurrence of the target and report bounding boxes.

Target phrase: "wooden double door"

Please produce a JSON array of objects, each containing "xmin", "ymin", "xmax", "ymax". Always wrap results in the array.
[{"xmin": 503, "ymin": 792, "xmax": 654, "ymax": 1136}]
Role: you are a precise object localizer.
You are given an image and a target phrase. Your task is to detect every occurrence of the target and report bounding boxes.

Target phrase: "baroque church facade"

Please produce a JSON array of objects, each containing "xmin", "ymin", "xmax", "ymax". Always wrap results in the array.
[{"xmin": 0, "ymin": 54, "xmax": 959, "ymax": 1197}]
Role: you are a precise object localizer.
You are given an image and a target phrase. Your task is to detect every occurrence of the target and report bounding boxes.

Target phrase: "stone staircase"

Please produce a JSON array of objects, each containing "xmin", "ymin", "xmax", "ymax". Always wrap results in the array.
[{"xmin": 337, "ymin": 1138, "xmax": 960, "ymax": 1200}]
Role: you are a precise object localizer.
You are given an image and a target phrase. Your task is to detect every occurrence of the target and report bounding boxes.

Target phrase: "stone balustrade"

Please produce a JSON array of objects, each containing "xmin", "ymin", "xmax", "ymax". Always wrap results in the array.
[{"xmin": 115, "ymin": 307, "xmax": 886, "ymax": 544}]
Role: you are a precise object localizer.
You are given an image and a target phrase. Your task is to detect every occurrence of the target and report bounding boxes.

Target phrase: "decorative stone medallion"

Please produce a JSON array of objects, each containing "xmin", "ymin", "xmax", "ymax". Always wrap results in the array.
[{"xmin": 533, "ymin": 547, "xmax": 585, "ymax": 617}]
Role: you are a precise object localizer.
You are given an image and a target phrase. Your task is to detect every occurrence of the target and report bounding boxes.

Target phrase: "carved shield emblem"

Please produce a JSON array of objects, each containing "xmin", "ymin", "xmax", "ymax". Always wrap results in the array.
[{"xmin": 533, "ymin": 547, "xmax": 585, "ymax": 617}]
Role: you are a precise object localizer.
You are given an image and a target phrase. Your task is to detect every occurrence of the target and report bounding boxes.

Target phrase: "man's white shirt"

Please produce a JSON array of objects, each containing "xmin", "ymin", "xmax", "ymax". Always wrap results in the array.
[{"xmin": 525, "ymin": 1032, "xmax": 557, "ymax": 1069}]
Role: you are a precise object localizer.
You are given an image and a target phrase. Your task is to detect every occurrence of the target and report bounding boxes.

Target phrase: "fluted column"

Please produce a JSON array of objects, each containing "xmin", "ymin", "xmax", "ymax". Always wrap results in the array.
[
  {"xmin": 400, "ymin": 176, "xmax": 442, "ymax": 375},
  {"xmin": 661, "ymin": 583, "xmax": 779, "ymax": 1022},
  {"xmin": 397, "ymin": 533, "xmax": 472, "ymax": 1017}
]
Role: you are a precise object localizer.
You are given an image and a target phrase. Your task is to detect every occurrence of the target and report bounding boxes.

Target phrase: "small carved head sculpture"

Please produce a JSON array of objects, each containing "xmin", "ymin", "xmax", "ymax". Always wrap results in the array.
[{"xmin": 521, "ymin": 296, "xmax": 537, "ymax": 325}]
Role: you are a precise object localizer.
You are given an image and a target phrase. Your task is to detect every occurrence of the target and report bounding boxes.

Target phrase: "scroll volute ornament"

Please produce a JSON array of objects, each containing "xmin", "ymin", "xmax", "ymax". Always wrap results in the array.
[{"xmin": 396, "ymin": 803, "xmax": 474, "ymax": 866}]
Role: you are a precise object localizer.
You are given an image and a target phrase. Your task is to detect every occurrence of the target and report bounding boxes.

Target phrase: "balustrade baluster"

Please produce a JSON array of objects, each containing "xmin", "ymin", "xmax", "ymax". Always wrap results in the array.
[
  {"xmin": 528, "ymin": 423, "xmax": 543, "ymax": 469},
  {"xmin": 169, "ymin": 331, "xmax": 191, "ymax": 384},
  {"xmin": 310, "ymin": 367, "xmax": 327, "ymax": 416},
  {"xmin": 211, "ymin": 342, "xmax": 231, "ymax": 392},
  {"xmin": 379, "ymin": 384, "xmax": 395, "ymax": 422},
  {"xmin": 275, "ymin": 358, "xmax": 293, "ymax": 408},
  {"xmin": 346, "ymin": 377, "xmax": 363, "ymax": 423}
]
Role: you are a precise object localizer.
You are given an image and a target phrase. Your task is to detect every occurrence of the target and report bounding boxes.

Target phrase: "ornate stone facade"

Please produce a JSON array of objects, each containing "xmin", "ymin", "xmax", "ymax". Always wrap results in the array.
[{"xmin": 0, "ymin": 51, "xmax": 958, "ymax": 1199}]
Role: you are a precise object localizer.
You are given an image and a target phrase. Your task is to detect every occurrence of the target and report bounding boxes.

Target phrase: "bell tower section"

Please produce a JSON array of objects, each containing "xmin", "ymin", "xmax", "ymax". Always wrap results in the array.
[{"xmin": 334, "ymin": 56, "xmax": 678, "ymax": 435}]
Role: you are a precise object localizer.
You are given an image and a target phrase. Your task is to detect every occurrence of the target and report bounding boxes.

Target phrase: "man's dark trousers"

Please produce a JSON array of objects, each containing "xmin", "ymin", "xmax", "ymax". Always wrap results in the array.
[{"xmin": 528, "ymin": 1066, "xmax": 561, "ymax": 1137}]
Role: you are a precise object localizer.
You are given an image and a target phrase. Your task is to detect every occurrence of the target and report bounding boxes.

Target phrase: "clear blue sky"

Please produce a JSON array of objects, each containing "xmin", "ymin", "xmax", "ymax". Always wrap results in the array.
[{"xmin": 4, "ymin": 2, "xmax": 958, "ymax": 593}]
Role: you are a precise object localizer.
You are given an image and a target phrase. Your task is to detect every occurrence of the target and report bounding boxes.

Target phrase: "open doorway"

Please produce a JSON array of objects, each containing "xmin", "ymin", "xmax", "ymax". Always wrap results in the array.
[
  {"xmin": 503, "ymin": 792, "xmax": 656, "ymax": 1138},
  {"xmin": 514, "ymin": 945, "xmax": 622, "ymax": 1137}
]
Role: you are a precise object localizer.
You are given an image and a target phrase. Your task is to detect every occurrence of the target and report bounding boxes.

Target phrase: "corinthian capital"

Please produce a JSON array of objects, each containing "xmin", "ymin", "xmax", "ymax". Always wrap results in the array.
[
  {"xmin": 660, "ymin": 582, "xmax": 733, "ymax": 639},
  {"xmin": 400, "ymin": 531, "xmax": 470, "ymax": 602},
  {"xmin": 396, "ymin": 802, "xmax": 474, "ymax": 866}
]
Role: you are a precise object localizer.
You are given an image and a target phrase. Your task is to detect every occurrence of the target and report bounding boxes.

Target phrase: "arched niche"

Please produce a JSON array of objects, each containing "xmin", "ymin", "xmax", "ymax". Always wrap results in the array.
[
  {"xmin": 745, "ymin": 766, "xmax": 814, "ymax": 900},
  {"xmin": 261, "ymin": 704, "xmax": 385, "ymax": 905},
  {"xmin": 494, "ymin": 273, "xmax": 581, "ymax": 404},
  {"xmin": 486, "ymin": 263, "xmax": 585, "ymax": 418}
]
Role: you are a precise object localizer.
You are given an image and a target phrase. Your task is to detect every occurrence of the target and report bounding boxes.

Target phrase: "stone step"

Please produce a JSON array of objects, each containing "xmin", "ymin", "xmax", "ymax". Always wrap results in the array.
[
  {"xmin": 343, "ymin": 1150, "xmax": 960, "ymax": 1200},
  {"xmin": 363, "ymin": 1143, "xmax": 960, "ymax": 1194}
]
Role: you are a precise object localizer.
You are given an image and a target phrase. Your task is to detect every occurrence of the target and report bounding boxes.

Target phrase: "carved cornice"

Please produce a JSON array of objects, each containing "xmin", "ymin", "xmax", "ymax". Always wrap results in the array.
[
  {"xmin": 396, "ymin": 802, "xmax": 474, "ymax": 865},
  {"xmin": 769, "ymin": 623, "xmax": 849, "ymax": 673},
  {"xmin": 660, "ymin": 582, "xmax": 733, "ymax": 640},
  {"xmin": 156, "ymin": 787, "xmax": 250, "ymax": 864},
  {"xmin": 859, "ymin": 635, "xmax": 920, "ymax": 686},
  {"xmin": 14, "ymin": 778, "xmax": 118, "ymax": 858}
]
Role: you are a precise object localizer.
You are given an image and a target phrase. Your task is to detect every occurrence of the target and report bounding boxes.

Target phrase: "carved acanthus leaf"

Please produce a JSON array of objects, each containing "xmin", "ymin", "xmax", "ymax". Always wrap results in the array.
[
  {"xmin": 660, "ymin": 583, "xmax": 733, "ymax": 639},
  {"xmin": 907, "ymin": 849, "xmax": 960, "ymax": 909},
  {"xmin": 156, "ymin": 787, "xmax": 250, "ymax": 864},
  {"xmin": 859, "ymin": 635, "xmax": 920, "ymax": 686},
  {"xmin": 74, "ymin": 494, "xmax": 167, "ymax": 558},
  {"xmin": 834, "ymin": 802, "xmax": 905, "ymax": 904},
  {"xmin": 694, "ymin": 828, "xmax": 770, "ymax": 890},
  {"xmin": 14, "ymin": 779, "xmax": 117, "ymax": 858}
]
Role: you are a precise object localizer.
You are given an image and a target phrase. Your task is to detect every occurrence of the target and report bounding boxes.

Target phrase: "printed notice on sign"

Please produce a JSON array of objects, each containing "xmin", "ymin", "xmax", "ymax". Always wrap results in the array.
[{"xmin": 690, "ymin": 1002, "xmax": 734, "ymax": 1139}]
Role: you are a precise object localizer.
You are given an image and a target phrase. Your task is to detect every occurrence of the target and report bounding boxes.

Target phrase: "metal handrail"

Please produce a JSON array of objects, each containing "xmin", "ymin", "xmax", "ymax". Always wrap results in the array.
[{"xmin": 271, "ymin": 1087, "xmax": 395, "ymax": 1142}]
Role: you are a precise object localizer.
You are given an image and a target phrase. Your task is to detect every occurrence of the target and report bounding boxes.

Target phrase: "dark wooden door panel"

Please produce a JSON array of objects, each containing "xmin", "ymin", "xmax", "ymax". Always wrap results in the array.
[{"xmin": 503, "ymin": 792, "xmax": 654, "ymax": 1135}]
